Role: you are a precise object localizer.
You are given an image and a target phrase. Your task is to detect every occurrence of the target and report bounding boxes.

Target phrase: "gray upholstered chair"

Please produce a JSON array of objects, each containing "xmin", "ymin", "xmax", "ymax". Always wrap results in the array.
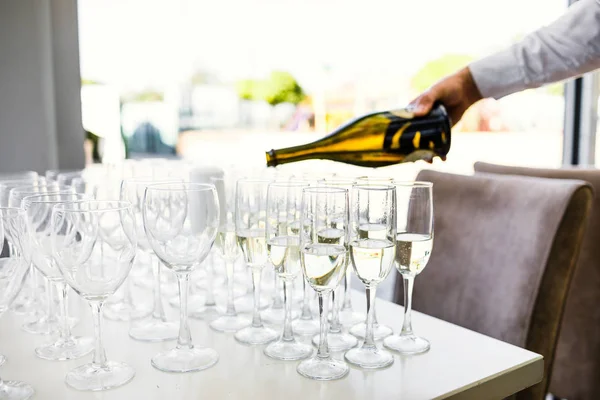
[
  {"xmin": 393, "ymin": 169, "xmax": 592, "ymax": 400},
  {"xmin": 474, "ymin": 162, "xmax": 600, "ymax": 400}
]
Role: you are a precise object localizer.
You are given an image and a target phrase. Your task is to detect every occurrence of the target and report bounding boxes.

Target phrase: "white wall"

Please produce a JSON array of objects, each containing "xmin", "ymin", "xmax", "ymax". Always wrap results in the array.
[{"xmin": 0, "ymin": 0, "xmax": 85, "ymax": 174}]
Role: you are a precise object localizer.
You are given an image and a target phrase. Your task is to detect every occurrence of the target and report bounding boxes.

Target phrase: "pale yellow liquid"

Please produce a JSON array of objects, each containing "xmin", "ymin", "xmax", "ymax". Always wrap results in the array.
[
  {"xmin": 236, "ymin": 229, "xmax": 267, "ymax": 268},
  {"xmin": 301, "ymin": 244, "xmax": 347, "ymax": 291},
  {"xmin": 267, "ymin": 235, "xmax": 301, "ymax": 280},
  {"xmin": 317, "ymin": 227, "xmax": 344, "ymax": 245},
  {"xmin": 395, "ymin": 233, "xmax": 433, "ymax": 276},
  {"xmin": 358, "ymin": 223, "xmax": 389, "ymax": 240},
  {"xmin": 349, "ymin": 238, "xmax": 395, "ymax": 284}
]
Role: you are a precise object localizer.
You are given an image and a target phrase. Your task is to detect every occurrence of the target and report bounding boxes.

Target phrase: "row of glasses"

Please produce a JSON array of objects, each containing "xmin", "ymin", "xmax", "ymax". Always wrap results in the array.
[{"xmin": 0, "ymin": 208, "xmax": 35, "ymax": 400}]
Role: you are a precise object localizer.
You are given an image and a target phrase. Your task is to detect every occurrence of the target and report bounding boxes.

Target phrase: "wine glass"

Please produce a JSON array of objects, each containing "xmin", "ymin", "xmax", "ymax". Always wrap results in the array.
[
  {"xmin": 51, "ymin": 200, "xmax": 137, "ymax": 390},
  {"xmin": 297, "ymin": 186, "xmax": 350, "ymax": 380},
  {"xmin": 22, "ymin": 193, "xmax": 94, "ymax": 361},
  {"xmin": 234, "ymin": 179, "xmax": 279, "ymax": 345},
  {"xmin": 349, "ymin": 176, "xmax": 395, "ymax": 340},
  {"xmin": 0, "ymin": 171, "xmax": 37, "ymax": 181},
  {"xmin": 0, "ymin": 178, "xmax": 44, "ymax": 208},
  {"xmin": 311, "ymin": 178, "xmax": 358, "ymax": 351},
  {"xmin": 45, "ymin": 169, "xmax": 80, "ymax": 182},
  {"xmin": 384, "ymin": 181, "xmax": 433, "ymax": 354},
  {"xmin": 263, "ymin": 182, "xmax": 313, "ymax": 360},
  {"xmin": 344, "ymin": 183, "xmax": 396, "ymax": 369},
  {"xmin": 209, "ymin": 176, "xmax": 251, "ymax": 332},
  {"xmin": 121, "ymin": 178, "xmax": 178, "ymax": 341},
  {"xmin": 9, "ymin": 183, "xmax": 73, "ymax": 207},
  {"xmin": 0, "ymin": 210, "xmax": 35, "ymax": 399},
  {"xmin": 144, "ymin": 182, "xmax": 220, "ymax": 372}
]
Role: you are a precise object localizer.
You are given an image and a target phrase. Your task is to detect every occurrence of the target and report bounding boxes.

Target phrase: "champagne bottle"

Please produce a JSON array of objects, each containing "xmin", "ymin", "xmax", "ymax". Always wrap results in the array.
[{"xmin": 266, "ymin": 103, "xmax": 451, "ymax": 168}]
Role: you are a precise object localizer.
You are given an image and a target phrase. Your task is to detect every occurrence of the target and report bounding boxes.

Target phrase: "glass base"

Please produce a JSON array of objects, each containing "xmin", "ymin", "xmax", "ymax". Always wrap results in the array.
[
  {"xmin": 151, "ymin": 347, "xmax": 219, "ymax": 373},
  {"xmin": 292, "ymin": 318, "xmax": 320, "ymax": 336},
  {"xmin": 344, "ymin": 345, "xmax": 394, "ymax": 369},
  {"xmin": 262, "ymin": 307, "xmax": 299, "ymax": 325},
  {"xmin": 339, "ymin": 309, "xmax": 366, "ymax": 326},
  {"xmin": 210, "ymin": 314, "xmax": 251, "ymax": 333},
  {"xmin": 22, "ymin": 316, "xmax": 76, "ymax": 335},
  {"xmin": 312, "ymin": 331, "xmax": 358, "ymax": 352},
  {"xmin": 189, "ymin": 305, "xmax": 220, "ymax": 322},
  {"xmin": 234, "ymin": 325, "xmax": 278, "ymax": 345},
  {"xmin": 234, "ymin": 294, "xmax": 270, "ymax": 314},
  {"xmin": 264, "ymin": 339, "xmax": 313, "ymax": 361},
  {"xmin": 297, "ymin": 356, "xmax": 349, "ymax": 380},
  {"xmin": 349, "ymin": 322, "xmax": 393, "ymax": 340},
  {"xmin": 35, "ymin": 336, "xmax": 94, "ymax": 361},
  {"xmin": 129, "ymin": 317, "xmax": 179, "ymax": 342},
  {"xmin": 103, "ymin": 301, "xmax": 152, "ymax": 322},
  {"xmin": 65, "ymin": 361, "xmax": 135, "ymax": 391},
  {"xmin": 383, "ymin": 334, "xmax": 430, "ymax": 354},
  {"xmin": 0, "ymin": 380, "xmax": 35, "ymax": 399}
]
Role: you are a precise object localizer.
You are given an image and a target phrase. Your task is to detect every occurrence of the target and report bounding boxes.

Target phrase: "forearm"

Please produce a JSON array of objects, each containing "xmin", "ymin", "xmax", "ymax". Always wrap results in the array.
[{"xmin": 469, "ymin": 0, "xmax": 600, "ymax": 99}]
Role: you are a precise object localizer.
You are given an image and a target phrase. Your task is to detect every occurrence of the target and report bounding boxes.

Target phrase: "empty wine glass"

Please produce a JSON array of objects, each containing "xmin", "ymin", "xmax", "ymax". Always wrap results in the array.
[
  {"xmin": 297, "ymin": 187, "xmax": 350, "ymax": 381},
  {"xmin": 0, "ymin": 210, "xmax": 35, "ymax": 399},
  {"xmin": 51, "ymin": 200, "xmax": 137, "ymax": 390},
  {"xmin": 0, "ymin": 178, "xmax": 44, "ymax": 208},
  {"xmin": 0, "ymin": 171, "xmax": 37, "ymax": 181},
  {"xmin": 234, "ymin": 179, "xmax": 278, "ymax": 345},
  {"xmin": 9, "ymin": 183, "xmax": 73, "ymax": 208},
  {"xmin": 22, "ymin": 193, "xmax": 94, "ymax": 361},
  {"xmin": 384, "ymin": 181, "xmax": 433, "ymax": 354},
  {"xmin": 45, "ymin": 169, "xmax": 80, "ymax": 182},
  {"xmin": 121, "ymin": 178, "xmax": 177, "ymax": 341},
  {"xmin": 344, "ymin": 184, "xmax": 396, "ymax": 369},
  {"xmin": 144, "ymin": 182, "xmax": 220, "ymax": 372},
  {"xmin": 209, "ymin": 176, "xmax": 251, "ymax": 332},
  {"xmin": 264, "ymin": 182, "xmax": 313, "ymax": 360},
  {"xmin": 349, "ymin": 176, "xmax": 395, "ymax": 341}
]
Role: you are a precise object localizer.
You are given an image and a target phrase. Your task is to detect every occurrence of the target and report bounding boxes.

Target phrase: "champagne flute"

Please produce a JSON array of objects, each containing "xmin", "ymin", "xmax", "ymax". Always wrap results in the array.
[
  {"xmin": 51, "ymin": 200, "xmax": 137, "ymax": 390},
  {"xmin": 264, "ymin": 182, "xmax": 313, "ymax": 360},
  {"xmin": 121, "ymin": 178, "xmax": 178, "ymax": 341},
  {"xmin": 311, "ymin": 178, "xmax": 358, "ymax": 351},
  {"xmin": 297, "ymin": 186, "xmax": 350, "ymax": 380},
  {"xmin": 144, "ymin": 183, "xmax": 220, "ymax": 372},
  {"xmin": 234, "ymin": 179, "xmax": 278, "ymax": 345},
  {"xmin": 344, "ymin": 184, "xmax": 396, "ymax": 369},
  {"xmin": 209, "ymin": 176, "xmax": 251, "ymax": 332},
  {"xmin": 0, "ymin": 210, "xmax": 35, "ymax": 399},
  {"xmin": 384, "ymin": 181, "xmax": 433, "ymax": 354},
  {"xmin": 22, "ymin": 193, "xmax": 94, "ymax": 361},
  {"xmin": 349, "ymin": 176, "xmax": 394, "ymax": 340}
]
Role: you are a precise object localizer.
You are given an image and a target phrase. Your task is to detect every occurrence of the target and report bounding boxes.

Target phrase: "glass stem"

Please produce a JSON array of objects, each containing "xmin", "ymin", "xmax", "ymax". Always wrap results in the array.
[
  {"xmin": 57, "ymin": 281, "xmax": 72, "ymax": 342},
  {"xmin": 364, "ymin": 285, "xmax": 378, "ymax": 348},
  {"xmin": 251, "ymin": 267, "xmax": 263, "ymax": 328},
  {"xmin": 46, "ymin": 279, "xmax": 55, "ymax": 331},
  {"xmin": 225, "ymin": 260, "xmax": 236, "ymax": 316},
  {"xmin": 316, "ymin": 291, "xmax": 330, "ymax": 359},
  {"xmin": 400, "ymin": 275, "xmax": 414, "ymax": 336},
  {"xmin": 273, "ymin": 274, "xmax": 283, "ymax": 309},
  {"xmin": 152, "ymin": 256, "xmax": 167, "ymax": 321},
  {"xmin": 330, "ymin": 287, "xmax": 342, "ymax": 333},
  {"xmin": 90, "ymin": 301, "xmax": 107, "ymax": 368},
  {"xmin": 342, "ymin": 267, "xmax": 352, "ymax": 310},
  {"xmin": 204, "ymin": 258, "xmax": 216, "ymax": 306},
  {"xmin": 282, "ymin": 279, "xmax": 294, "ymax": 341},
  {"xmin": 300, "ymin": 279, "xmax": 312, "ymax": 320},
  {"xmin": 176, "ymin": 273, "xmax": 193, "ymax": 349}
]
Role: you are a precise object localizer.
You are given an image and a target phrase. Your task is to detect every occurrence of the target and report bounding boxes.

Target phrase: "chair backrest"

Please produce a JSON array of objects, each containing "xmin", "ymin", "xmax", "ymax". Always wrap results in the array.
[
  {"xmin": 474, "ymin": 161, "xmax": 600, "ymax": 400},
  {"xmin": 393, "ymin": 169, "xmax": 592, "ymax": 400}
]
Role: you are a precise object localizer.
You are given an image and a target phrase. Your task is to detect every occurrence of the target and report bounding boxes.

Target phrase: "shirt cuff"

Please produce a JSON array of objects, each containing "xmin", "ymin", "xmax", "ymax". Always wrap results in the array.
[{"xmin": 468, "ymin": 47, "xmax": 526, "ymax": 100}]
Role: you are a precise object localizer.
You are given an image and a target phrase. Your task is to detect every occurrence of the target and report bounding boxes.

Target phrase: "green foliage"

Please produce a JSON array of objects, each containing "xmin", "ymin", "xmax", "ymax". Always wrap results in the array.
[
  {"xmin": 81, "ymin": 78, "xmax": 102, "ymax": 86},
  {"xmin": 236, "ymin": 71, "xmax": 305, "ymax": 106},
  {"xmin": 122, "ymin": 90, "xmax": 164, "ymax": 103},
  {"xmin": 411, "ymin": 54, "xmax": 475, "ymax": 92}
]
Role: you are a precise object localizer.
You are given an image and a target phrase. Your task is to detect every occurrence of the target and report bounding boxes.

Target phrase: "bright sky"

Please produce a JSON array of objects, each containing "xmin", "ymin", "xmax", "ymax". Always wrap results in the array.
[{"xmin": 77, "ymin": 0, "xmax": 566, "ymax": 94}]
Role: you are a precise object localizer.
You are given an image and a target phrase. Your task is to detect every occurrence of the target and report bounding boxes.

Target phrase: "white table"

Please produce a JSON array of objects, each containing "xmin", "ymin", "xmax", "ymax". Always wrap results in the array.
[{"xmin": 0, "ymin": 291, "xmax": 542, "ymax": 400}]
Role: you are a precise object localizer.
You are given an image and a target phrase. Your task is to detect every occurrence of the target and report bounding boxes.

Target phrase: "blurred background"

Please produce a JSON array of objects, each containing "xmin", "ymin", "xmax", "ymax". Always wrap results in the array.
[{"xmin": 2, "ymin": 0, "xmax": 596, "ymax": 176}]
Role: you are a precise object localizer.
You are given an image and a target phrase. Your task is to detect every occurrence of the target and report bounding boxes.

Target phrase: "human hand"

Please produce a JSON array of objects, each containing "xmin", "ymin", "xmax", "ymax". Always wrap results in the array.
[{"xmin": 408, "ymin": 67, "xmax": 483, "ymax": 126}]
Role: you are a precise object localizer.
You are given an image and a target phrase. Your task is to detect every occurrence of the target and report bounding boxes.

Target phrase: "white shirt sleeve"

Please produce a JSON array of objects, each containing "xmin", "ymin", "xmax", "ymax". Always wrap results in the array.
[{"xmin": 468, "ymin": 0, "xmax": 600, "ymax": 99}]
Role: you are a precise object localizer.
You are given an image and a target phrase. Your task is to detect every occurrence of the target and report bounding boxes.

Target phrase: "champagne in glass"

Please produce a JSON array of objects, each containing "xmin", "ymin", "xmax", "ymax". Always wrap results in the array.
[
  {"xmin": 264, "ymin": 182, "xmax": 313, "ymax": 360},
  {"xmin": 297, "ymin": 186, "xmax": 350, "ymax": 381},
  {"xmin": 344, "ymin": 184, "xmax": 396, "ymax": 369},
  {"xmin": 384, "ymin": 181, "xmax": 433, "ymax": 354},
  {"xmin": 234, "ymin": 179, "xmax": 278, "ymax": 345}
]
